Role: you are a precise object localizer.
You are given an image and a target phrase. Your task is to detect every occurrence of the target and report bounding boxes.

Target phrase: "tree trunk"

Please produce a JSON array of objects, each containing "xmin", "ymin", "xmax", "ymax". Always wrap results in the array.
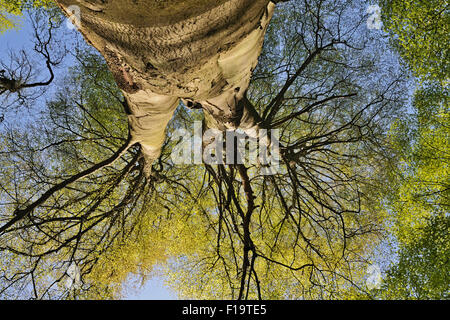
[{"xmin": 55, "ymin": 0, "xmax": 276, "ymax": 169}]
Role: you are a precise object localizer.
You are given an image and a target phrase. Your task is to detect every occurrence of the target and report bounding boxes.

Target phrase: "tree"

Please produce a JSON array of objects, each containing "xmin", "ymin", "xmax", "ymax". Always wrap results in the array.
[
  {"xmin": 375, "ymin": 81, "xmax": 450, "ymax": 300},
  {"xmin": 0, "ymin": 7, "xmax": 66, "ymax": 117},
  {"xmin": 0, "ymin": 0, "xmax": 51, "ymax": 33},
  {"xmin": 53, "ymin": 0, "xmax": 279, "ymax": 172},
  {"xmin": 380, "ymin": 0, "xmax": 449, "ymax": 82},
  {"xmin": 387, "ymin": 82, "xmax": 449, "ymax": 243},
  {"xmin": 0, "ymin": 0, "xmax": 409, "ymax": 299},
  {"xmin": 375, "ymin": 0, "xmax": 449, "ymax": 300}
]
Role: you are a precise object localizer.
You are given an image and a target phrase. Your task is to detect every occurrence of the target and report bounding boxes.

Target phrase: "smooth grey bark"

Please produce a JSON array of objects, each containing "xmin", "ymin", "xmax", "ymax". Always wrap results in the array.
[{"xmin": 55, "ymin": 0, "xmax": 276, "ymax": 170}]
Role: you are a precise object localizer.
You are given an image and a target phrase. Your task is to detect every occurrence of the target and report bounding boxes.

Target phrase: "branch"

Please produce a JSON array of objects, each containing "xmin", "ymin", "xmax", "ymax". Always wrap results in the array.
[
  {"xmin": 0, "ymin": 136, "xmax": 134, "ymax": 235},
  {"xmin": 262, "ymin": 41, "xmax": 337, "ymax": 123}
]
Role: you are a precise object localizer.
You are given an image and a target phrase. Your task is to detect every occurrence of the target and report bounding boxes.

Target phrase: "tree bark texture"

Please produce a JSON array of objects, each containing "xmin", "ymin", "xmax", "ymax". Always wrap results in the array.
[{"xmin": 55, "ymin": 0, "xmax": 275, "ymax": 167}]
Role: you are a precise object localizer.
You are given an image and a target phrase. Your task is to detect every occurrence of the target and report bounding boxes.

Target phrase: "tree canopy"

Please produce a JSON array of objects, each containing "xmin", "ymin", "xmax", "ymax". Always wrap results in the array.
[
  {"xmin": 0, "ymin": 0, "xmax": 448, "ymax": 300},
  {"xmin": 375, "ymin": 0, "xmax": 449, "ymax": 299},
  {"xmin": 381, "ymin": 0, "xmax": 449, "ymax": 82}
]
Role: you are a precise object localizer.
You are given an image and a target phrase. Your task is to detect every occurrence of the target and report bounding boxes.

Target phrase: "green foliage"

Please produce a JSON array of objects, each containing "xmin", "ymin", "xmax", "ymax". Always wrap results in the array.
[
  {"xmin": 381, "ymin": 215, "xmax": 450, "ymax": 299},
  {"xmin": 1, "ymin": 0, "xmax": 439, "ymax": 300},
  {"xmin": 381, "ymin": 0, "xmax": 449, "ymax": 82},
  {"xmin": 380, "ymin": 0, "xmax": 449, "ymax": 300},
  {"xmin": 0, "ymin": 0, "xmax": 52, "ymax": 33}
]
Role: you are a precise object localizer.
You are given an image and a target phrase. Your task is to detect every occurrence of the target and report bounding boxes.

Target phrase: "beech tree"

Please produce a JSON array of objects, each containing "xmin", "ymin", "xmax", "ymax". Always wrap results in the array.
[{"xmin": 0, "ymin": 0, "xmax": 409, "ymax": 299}]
